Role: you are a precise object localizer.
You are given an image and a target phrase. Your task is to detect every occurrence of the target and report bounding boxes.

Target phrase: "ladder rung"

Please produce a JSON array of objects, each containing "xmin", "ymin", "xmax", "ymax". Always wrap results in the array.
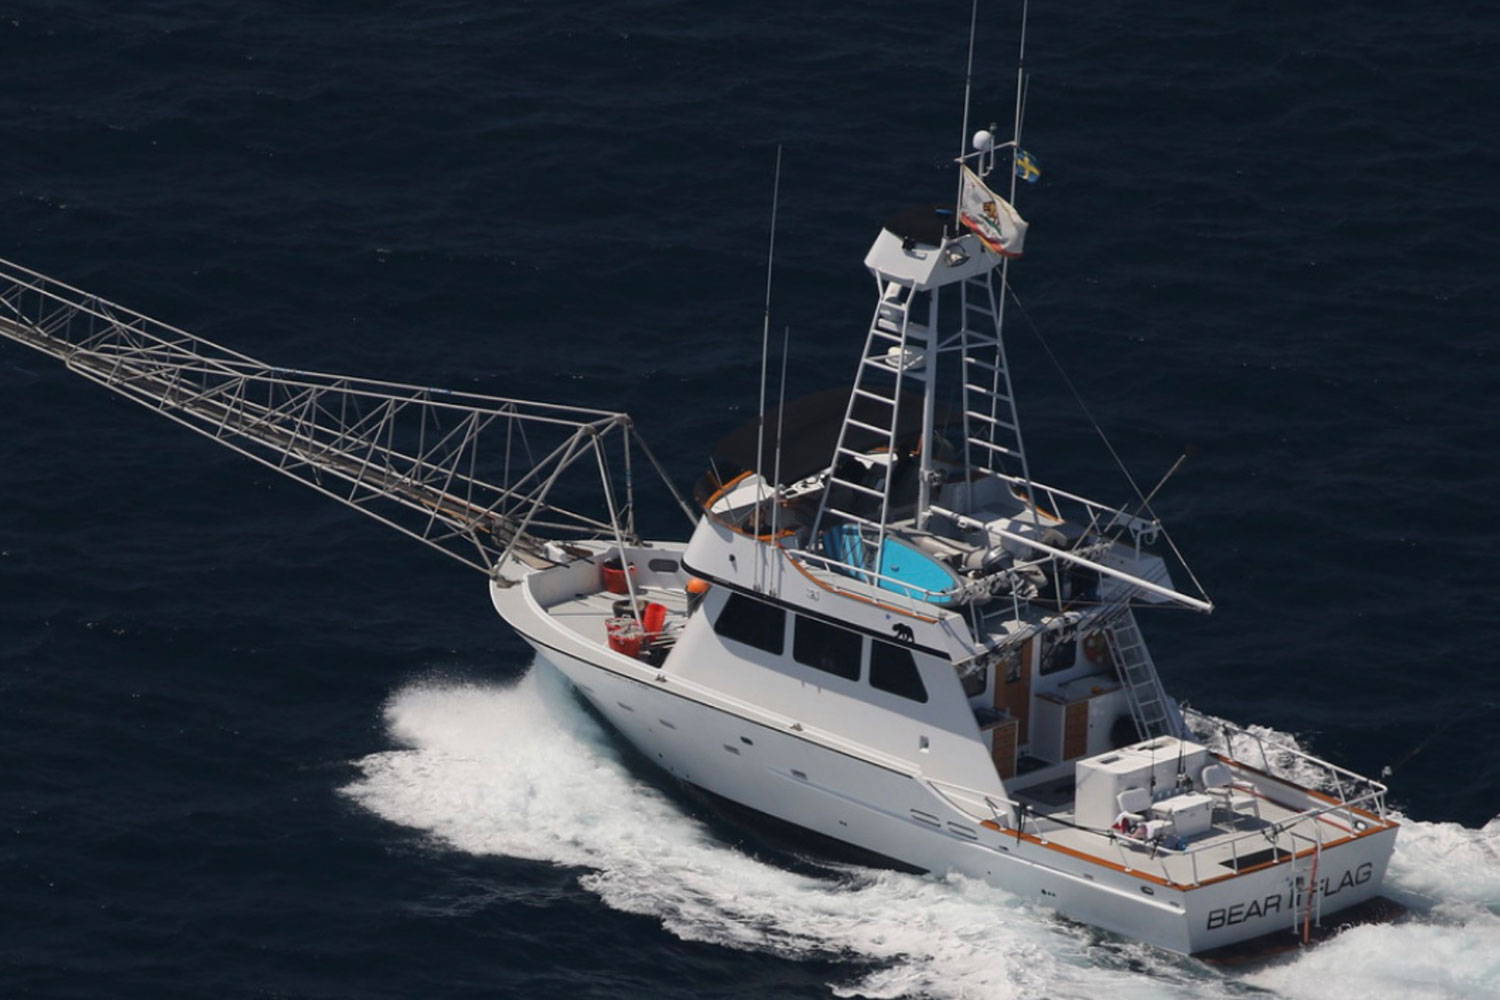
[
  {"xmin": 875, "ymin": 318, "xmax": 902, "ymax": 333},
  {"xmin": 851, "ymin": 388, "xmax": 895, "ymax": 405},
  {"xmin": 965, "ymin": 437, "xmax": 1017, "ymax": 456},
  {"xmin": 963, "ymin": 358, "xmax": 1002, "ymax": 374},
  {"xmin": 844, "ymin": 417, "xmax": 892, "ymax": 436},
  {"xmin": 823, "ymin": 506, "xmax": 883, "ymax": 530},
  {"xmin": 828, "ymin": 478, "xmax": 885, "ymax": 499},
  {"xmin": 836, "ymin": 445, "xmax": 882, "ymax": 459},
  {"xmin": 964, "ymin": 389, "xmax": 1012, "ymax": 406},
  {"xmin": 863, "ymin": 356, "xmax": 918, "ymax": 372},
  {"xmin": 964, "ymin": 411, "xmax": 1016, "ymax": 431},
  {"xmin": 870, "ymin": 329, "xmax": 903, "ymax": 342}
]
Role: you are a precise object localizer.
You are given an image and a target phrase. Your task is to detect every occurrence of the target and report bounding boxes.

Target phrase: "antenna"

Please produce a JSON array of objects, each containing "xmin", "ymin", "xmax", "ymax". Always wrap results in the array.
[
  {"xmin": 953, "ymin": 0, "xmax": 980, "ymax": 223},
  {"xmin": 1007, "ymin": 0, "xmax": 1030, "ymax": 204},
  {"xmin": 769, "ymin": 323, "xmax": 791, "ymax": 542},
  {"xmin": 753, "ymin": 145, "xmax": 783, "ymax": 546},
  {"xmin": 958, "ymin": 0, "xmax": 980, "ymax": 160},
  {"xmin": 993, "ymin": 0, "xmax": 1038, "ymax": 522}
]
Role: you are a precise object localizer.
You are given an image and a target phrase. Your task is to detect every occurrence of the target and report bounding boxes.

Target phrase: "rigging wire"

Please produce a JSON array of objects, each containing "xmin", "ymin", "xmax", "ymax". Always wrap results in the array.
[{"xmin": 1004, "ymin": 284, "xmax": 1214, "ymax": 606}]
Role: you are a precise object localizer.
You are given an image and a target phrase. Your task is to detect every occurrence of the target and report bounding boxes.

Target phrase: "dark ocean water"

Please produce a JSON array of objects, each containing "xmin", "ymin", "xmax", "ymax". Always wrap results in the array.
[{"xmin": 3, "ymin": 2, "xmax": 1499, "ymax": 998}]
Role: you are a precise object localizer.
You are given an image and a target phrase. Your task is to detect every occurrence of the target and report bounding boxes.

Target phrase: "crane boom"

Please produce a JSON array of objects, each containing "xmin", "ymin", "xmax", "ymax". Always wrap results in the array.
[{"xmin": 0, "ymin": 256, "xmax": 690, "ymax": 575}]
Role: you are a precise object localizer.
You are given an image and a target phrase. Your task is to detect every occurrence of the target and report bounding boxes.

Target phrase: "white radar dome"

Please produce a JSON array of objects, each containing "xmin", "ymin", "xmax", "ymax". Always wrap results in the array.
[{"xmin": 972, "ymin": 129, "xmax": 995, "ymax": 152}]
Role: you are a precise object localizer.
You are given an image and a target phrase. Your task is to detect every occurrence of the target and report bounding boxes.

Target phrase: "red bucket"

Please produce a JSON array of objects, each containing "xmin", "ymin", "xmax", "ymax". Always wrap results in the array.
[
  {"xmin": 601, "ymin": 559, "xmax": 636, "ymax": 595},
  {"xmin": 605, "ymin": 617, "xmax": 644, "ymax": 657}
]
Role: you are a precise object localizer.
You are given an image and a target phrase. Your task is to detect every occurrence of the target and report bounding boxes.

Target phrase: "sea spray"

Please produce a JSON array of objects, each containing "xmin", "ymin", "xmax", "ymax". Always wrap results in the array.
[{"xmin": 344, "ymin": 666, "xmax": 1500, "ymax": 999}]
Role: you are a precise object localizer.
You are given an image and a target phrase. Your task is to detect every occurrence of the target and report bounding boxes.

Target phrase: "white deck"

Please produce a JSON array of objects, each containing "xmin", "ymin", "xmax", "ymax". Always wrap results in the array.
[{"xmin": 1008, "ymin": 762, "xmax": 1385, "ymax": 889}]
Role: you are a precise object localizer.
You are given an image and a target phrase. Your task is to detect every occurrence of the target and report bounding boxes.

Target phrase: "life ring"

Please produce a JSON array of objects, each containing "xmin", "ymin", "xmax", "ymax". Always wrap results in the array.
[{"xmin": 1083, "ymin": 631, "xmax": 1110, "ymax": 665}]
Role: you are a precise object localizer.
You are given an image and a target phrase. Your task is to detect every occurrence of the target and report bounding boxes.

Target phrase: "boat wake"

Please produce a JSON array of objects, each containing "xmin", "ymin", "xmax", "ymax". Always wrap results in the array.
[{"xmin": 342, "ymin": 665, "xmax": 1500, "ymax": 1000}]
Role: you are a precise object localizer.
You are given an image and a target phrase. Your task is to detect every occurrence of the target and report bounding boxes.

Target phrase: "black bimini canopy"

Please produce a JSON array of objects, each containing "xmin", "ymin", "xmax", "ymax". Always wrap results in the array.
[{"xmin": 711, "ymin": 386, "xmax": 949, "ymax": 487}]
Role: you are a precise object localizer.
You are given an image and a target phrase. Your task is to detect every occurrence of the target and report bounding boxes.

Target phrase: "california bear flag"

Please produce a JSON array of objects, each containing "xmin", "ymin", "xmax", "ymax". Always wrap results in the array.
[{"xmin": 958, "ymin": 165, "xmax": 1028, "ymax": 257}]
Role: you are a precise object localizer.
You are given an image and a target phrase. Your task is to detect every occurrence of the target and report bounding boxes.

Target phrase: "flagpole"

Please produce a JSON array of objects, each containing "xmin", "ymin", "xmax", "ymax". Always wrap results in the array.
[
  {"xmin": 954, "ymin": 0, "xmax": 979, "ymax": 226},
  {"xmin": 1007, "ymin": 0, "xmax": 1030, "ymax": 205}
]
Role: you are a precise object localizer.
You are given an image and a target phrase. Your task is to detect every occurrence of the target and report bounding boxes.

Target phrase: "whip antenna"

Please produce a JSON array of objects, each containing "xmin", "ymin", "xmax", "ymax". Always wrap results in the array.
[{"xmin": 753, "ymin": 145, "xmax": 783, "ymax": 548}]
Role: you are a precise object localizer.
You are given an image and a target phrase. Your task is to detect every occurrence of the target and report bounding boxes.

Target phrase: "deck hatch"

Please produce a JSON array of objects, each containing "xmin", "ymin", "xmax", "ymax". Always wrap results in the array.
[{"xmin": 1219, "ymin": 847, "xmax": 1285, "ymax": 872}]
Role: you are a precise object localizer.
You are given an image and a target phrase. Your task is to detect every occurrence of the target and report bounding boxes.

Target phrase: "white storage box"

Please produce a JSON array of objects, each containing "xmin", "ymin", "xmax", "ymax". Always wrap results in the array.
[
  {"xmin": 1150, "ymin": 791, "xmax": 1214, "ymax": 837},
  {"xmin": 1073, "ymin": 738, "xmax": 1212, "ymax": 830}
]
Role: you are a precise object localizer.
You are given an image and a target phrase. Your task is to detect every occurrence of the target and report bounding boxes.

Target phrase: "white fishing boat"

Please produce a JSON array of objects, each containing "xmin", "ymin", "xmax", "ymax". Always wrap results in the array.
[{"xmin": 0, "ymin": 10, "xmax": 1398, "ymax": 958}]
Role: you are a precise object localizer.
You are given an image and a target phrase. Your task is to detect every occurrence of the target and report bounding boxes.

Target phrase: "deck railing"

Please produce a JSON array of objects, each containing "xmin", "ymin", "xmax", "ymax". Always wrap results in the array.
[
  {"xmin": 928, "ymin": 723, "xmax": 1391, "ymax": 890},
  {"xmin": 1016, "ymin": 728, "xmax": 1391, "ymax": 887}
]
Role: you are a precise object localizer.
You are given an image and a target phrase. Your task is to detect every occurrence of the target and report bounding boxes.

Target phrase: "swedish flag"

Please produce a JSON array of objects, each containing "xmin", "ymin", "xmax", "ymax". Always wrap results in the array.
[{"xmin": 1014, "ymin": 148, "xmax": 1041, "ymax": 184}]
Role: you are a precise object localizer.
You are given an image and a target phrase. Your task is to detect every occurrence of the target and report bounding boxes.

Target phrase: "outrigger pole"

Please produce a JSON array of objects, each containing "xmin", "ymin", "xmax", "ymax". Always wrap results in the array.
[{"xmin": 0, "ymin": 256, "xmax": 692, "ymax": 578}]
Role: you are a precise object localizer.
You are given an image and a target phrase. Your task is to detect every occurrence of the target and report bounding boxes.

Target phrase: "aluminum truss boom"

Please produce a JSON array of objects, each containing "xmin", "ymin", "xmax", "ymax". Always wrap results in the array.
[{"xmin": 0, "ymin": 256, "xmax": 693, "ymax": 575}]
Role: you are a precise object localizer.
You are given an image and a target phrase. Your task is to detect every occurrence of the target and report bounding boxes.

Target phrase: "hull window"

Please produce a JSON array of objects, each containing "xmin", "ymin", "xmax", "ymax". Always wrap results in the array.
[
  {"xmin": 793, "ymin": 616, "xmax": 862, "ymax": 681},
  {"xmin": 870, "ymin": 640, "xmax": 929, "ymax": 703},
  {"xmin": 714, "ymin": 593, "xmax": 786, "ymax": 655}
]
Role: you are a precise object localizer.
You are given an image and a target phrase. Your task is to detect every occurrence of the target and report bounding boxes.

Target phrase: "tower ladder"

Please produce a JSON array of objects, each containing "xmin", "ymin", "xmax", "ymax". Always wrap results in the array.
[
  {"xmin": 1104, "ymin": 609, "xmax": 1179, "ymax": 740},
  {"xmin": 812, "ymin": 279, "xmax": 926, "ymax": 560},
  {"xmin": 958, "ymin": 269, "xmax": 1031, "ymax": 487}
]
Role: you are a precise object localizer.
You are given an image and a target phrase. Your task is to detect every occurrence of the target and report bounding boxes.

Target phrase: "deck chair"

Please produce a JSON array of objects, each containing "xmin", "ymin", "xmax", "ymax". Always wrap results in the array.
[
  {"xmin": 1200, "ymin": 762, "xmax": 1260, "ymax": 819},
  {"xmin": 1112, "ymin": 786, "xmax": 1150, "ymax": 833}
]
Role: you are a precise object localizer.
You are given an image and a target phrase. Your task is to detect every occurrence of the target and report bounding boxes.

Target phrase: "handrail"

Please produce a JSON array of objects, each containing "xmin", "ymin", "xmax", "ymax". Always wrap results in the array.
[
  {"xmin": 1009, "ymin": 786, "xmax": 1388, "ymax": 889},
  {"xmin": 923, "ymin": 776, "xmax": 1010, "ymax": 824},
  {"xmin": 997, "ymin": 729, "xmax": 1392, "ymax": 888},
  {"xmin": 1212, "ymin": 721, "xmax": 1390, "ymax": 818},
  {"xmin": 989, "ymin": 471, "xmax": 1161, "ymax": 541},
  {"xmin": 785, "ymin": 545, "xmax": 963, "ymax": 605},
  {"xmin": 932, "ymin": 504, "xmax": 1212, "ymax": 612},
  {"xmin": 779, "ymin": 545, "xmax": 943, "ymax": 624}
]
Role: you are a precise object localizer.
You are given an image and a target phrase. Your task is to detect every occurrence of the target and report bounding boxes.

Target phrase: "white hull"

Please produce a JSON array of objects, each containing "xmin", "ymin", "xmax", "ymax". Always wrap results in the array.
[{"xmin": 499, "ymin": 576, "xmax": 1395, "ymax": 956}]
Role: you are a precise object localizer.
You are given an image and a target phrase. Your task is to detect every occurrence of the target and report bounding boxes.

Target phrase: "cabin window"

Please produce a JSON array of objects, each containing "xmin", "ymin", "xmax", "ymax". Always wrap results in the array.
[
  {"xmin": 793, "ymin": 616, "xmax": 861, "ymax": 681},
  {"xmin": 648, "ymin": 557, "xmax": 680, "ymax": 573},
  {"xmin": 870, "ymin": 641, "xmax": 928, "ymax": 703},
  {"xmin": 714, "ymin": 593, "xmax": 785, "ymax": 655},
  {"xmin": 1039, "ymin": 636, "xmax": 1077, "ymax": 676},
  {"xmin": 960, "ymin": 666, "xmax": 986, "ymax": 698}
]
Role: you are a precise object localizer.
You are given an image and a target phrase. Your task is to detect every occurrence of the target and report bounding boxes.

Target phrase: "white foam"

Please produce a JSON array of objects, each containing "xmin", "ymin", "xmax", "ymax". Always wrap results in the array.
[{"xmin": 343, "ymin": 667, "xmax": 1500, "ymax": 999}]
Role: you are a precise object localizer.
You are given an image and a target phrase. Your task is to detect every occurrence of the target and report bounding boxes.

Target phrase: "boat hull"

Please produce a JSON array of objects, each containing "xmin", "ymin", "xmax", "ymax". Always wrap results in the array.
[{"xmin": 516, "ymin": 633, "xmax": 1396, "ymax": 956}]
